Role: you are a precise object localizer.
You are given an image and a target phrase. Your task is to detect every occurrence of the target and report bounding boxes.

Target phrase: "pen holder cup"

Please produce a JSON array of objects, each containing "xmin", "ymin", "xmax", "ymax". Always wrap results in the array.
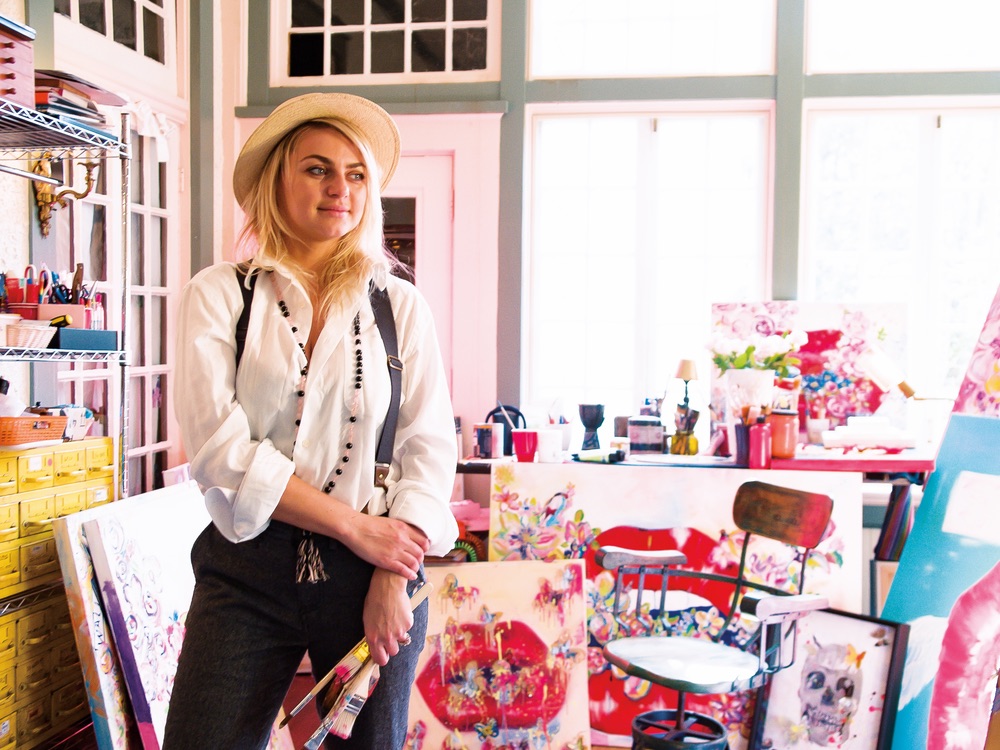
[{"xmin": 484, "ymin": 405, "xmax": 525, "ymax": 455}]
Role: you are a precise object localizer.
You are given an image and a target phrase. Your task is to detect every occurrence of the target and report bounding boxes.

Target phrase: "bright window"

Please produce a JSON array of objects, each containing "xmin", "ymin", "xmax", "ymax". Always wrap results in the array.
[
  {"xmin": 55, "ymin": 0, "xmax": 171, "ymax": 64},
  {"xmin": 524, "ymin": 107, "xmax": 771, "ymax": 427},
  {"xmin": 806, "ymin": 0, "xmax": 1000, "ymax": 74},
  {"xmin": 800, "ymin": 105, "xmax": 1000, "ymax": 397},
  {"xmin": 529, "ymin": 0, "xmax": 776, "ymax": 79},
  {"xmin": 272, "ymin": 0, "xmax": 499, "ymax": 85}
]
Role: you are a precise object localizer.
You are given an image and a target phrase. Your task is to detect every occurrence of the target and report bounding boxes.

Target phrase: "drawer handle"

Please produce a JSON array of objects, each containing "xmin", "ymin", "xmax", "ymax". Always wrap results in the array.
[
  {"xmin": 23, "ymin": 559, "xmax": 58, "ymax": 577},
  {"xmin": 21, "ymin": 634, "xmax": 48, "ymax": 647},
  {"xmin": 0, "ymin": 57, "xmax": 12, "ymax": 64},
  {"xmin": 0, "ymin": 528, "xmax": 17, "ymax": 541},
  {"xmin": 58, "ymin": 470, "xmax": 86, "ymax": 478},
  {"xmin": 0, "ymin": 688, "xmax": 12, "ymax": 701},
  {"xmin": 22, "ymin": 518, "xmax": 54, "ymax": 532},
  {"xmin": 0, "ymin": 571, "xmax": 18, "ymax": 585},
  {"xmin": 56, "ymin": 699, "xmax": 88, "ymax": 718},
  {"xmin": 0, "ymin": 42, "xmax": 12, "ymax": 48},
  {"xmin": 0, "ymin": 480, "xmax": 15, "ymax": 488},
  {"xmin": 20, "ymin": 676, "xmax": 49, "ymax": 692},
  {"xmin": 91, "ymin": 464, "xmax": 115, "ymax": 472},
  {"xmin": 0, "ymin": 73, "xmax": 13, "ymax": 80},
  {"xmin": 22, "ymin": 475, "xmax": 53, "ymax": 484},
  {"xmin": 1, "ymin": 88, "xmax": 14, "ymax": 95}
]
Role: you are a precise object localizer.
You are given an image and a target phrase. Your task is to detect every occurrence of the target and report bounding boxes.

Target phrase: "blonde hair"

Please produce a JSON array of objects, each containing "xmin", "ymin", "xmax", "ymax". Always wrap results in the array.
[{"xmin": 236, "ymin": 119, "xmax": 396, "ymax": 316}]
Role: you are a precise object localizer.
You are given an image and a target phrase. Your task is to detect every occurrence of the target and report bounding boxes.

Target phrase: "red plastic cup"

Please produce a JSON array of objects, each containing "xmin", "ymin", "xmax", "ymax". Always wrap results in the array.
[{"xmin": 511, "ymin": 429, "xmax": 538, "ymax": 462}]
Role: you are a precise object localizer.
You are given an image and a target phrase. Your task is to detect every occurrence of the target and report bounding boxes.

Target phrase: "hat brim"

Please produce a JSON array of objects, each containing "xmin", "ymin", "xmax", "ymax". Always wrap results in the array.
[{"xmin": 233, "ymin": 93, "xmax": 400, "ymax": 209}]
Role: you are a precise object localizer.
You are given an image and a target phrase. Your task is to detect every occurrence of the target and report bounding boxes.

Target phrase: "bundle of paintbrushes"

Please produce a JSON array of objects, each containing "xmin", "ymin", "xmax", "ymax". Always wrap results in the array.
[{"xmin": 283, "ymin": 581, "xmax": 433, "ymax": 747}]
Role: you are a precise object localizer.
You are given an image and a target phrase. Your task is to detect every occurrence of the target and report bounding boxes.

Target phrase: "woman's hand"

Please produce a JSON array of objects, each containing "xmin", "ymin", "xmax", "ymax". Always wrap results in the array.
[
  {"xmin": 342, "ymin": 514, "xmax": 430, "ymax": 580},
  {"xmin": 363, "ymin": 569, "xmax": 414, "ymax": 666}
]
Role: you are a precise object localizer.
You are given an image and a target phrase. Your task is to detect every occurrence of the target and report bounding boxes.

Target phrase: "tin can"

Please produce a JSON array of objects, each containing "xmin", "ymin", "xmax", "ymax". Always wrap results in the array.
[{"xmin": 474, "ymin": 423, "xmax": 494, "ymax": 458}]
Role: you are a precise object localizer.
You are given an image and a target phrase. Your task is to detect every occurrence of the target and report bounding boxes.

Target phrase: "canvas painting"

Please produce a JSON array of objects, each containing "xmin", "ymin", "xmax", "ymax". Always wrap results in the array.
[
  {"xmin": 882, "ymin": 413, "xmax": 1000, "ymax": 750},
  {"xmin": 82, "ymin": 482, "xmax": 211, "ymax": 749},
  {"xmin": 487, "ymin": 461, "xmax": 862, "ymax": 748},
  {"xmin": 406, "ymin": 559, "xmax": 591, "ymax": 749},
  {"xmin": 757, "ymin": 609, "xmax": 909, "ymax": 749},
  {"xmin": 953, "ymin": 282, "xmax": 1000, "ymax": 416},
  {"xmin": 710, "ymin": 302, "xmax": 907, "ymax": 440}
]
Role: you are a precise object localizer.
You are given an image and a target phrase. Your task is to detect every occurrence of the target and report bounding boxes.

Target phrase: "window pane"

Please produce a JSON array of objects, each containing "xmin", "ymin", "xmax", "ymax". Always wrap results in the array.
[
  {"xmin": 527, "ymin": 112, "xmax": 768, "ymax": 424},
  {"xmin": 372, "ymin": 31, "xmax": 405, "ymax": 74},
  {"xmin": 128, "ymin": 376, "xmax": 144, "ymax": 449},
  {"xmin": 289, "ymin": 32, "xmax": 324, "ymax": 76},
  {"xmin": 55, "ymin": 0, "xmax": 71, "ymax": 16},
  {"xmin": 78, "ymin": 203, "xmax": 108, "ymax": 281},
  {"xmin": 112, "ymin": 0, "xmax": 137, "ymax": 50},
  {"xmin": 453, "ymin": 27, "xmax": 486, "ymax": 71},
  {"xmin": 152, "ymin": 294, "xmax": 166, "ymax": 364},
  {"xmin": 331, "ymin": 31, "xmax": 364, "ymax": 74},
  {"xmin": 151, "ymin": 140, "xmax": 165, "ymax": 208},
  {"xmin": 292, "ymin": 0, "xmax": 324, "ymax": 26},
  {"xmin": 128, "ymin": 456, "xmax": 145, "ymax": 496},
  {"xmin": 412, "ymin": 0, "xmax": 445, "ymax": 23},
  {"xmin": 807, "ymin": 0, "xmax": 1000, "ymax": 74},
  {"xmin": 130, "ymin": 131, "xmax": 143, "ymax": 204},
  {"xmin": 454, "ymin": 0, "xmax": 487, "ymax": 22},
  {"xmin": 80, "ymin": 0, "xmax": 106, "ymax": 35},
  {"xmin": 142, "ymin": 7, "xmax": 164, "ymax": 63},
  {"xmin": 801, "ymin": 108, "xmax": 1000, "ymax": 397},
  {"xmin": 412, "ymin": 29, "xmax": 445, "ymax": 72},
  {"xmin": 530, "ymin": 0, "xmax": 776, "ymax": 79},
  {"xmin": 131, "ymin": 213, "xmax": 144, "ymax": 285},
  {"xmin": 153, "ymin": 374, "xmax": 166, "ymax": 440},
  {"xmin": 84, "ymin": 379, "xmax": 109, "ymax": 437},
  {"xmin": 153, "ymin": 450, "xmax": 167, "ymax": 490},
  {"xmin": 130, "ymin": 295, "xmax": 146, "ymax": 366},
  {"xmin": 373, "ymin": 1, "xmax": 404, "ymax": 24},
  {"xmin": 331, "ymin": 0, "xmax": 364, "ymax": 25},
  {"xmin": 150, "ymin": 216, "xmax": 166, "ymax": 287}
]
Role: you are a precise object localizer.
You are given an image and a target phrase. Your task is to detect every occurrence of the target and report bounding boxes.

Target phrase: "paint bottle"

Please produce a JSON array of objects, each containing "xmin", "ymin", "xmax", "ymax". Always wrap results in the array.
[
  {"xmin": 748, "ymin": 417, "xmax": 772, "ymax": 469},
  {"xmin": 767, "ymin": 409, "xmax": 799, "ymax": 459}
]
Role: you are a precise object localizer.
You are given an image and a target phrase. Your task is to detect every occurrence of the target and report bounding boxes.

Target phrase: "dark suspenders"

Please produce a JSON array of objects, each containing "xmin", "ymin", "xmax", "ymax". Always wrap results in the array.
[{"xmin": 233, "ymin": 265, "xmax": 401, "ymax": 489}]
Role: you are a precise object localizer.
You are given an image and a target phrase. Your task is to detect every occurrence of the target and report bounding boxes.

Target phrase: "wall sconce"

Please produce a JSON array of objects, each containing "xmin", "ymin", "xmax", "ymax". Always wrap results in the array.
[{"xmin": 30, "ymin": 152, "xmax": 100, "ymax": 238}]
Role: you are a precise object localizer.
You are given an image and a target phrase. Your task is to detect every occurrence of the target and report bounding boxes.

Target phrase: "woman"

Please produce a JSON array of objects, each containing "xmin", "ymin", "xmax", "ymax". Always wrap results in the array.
[{"xmin": 164, "ymin": 93, "xmax": 458, "ymax": 749}]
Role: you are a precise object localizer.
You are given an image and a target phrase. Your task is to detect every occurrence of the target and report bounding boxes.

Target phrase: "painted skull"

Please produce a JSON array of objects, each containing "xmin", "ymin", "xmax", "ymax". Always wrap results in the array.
[{"xmin": 798, "ymin": 643, "xmax": 862, "ymax": 744}]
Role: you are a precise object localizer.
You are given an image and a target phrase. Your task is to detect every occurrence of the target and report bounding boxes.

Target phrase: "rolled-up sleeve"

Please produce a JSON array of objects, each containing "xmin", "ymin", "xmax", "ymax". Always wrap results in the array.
[
  {"xmin": 383, "ymin": 284, "xmax": 459, "ymax": 556},
  {"xmin": 175, "ymin": 266, "xmax": 295, "ymax": 541}
]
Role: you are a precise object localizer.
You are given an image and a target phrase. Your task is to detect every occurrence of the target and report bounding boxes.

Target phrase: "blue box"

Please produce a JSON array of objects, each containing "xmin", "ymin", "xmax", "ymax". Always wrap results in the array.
[{"xmin": 51, "ymin": 328, "xmax": 117, "ymax": 351}]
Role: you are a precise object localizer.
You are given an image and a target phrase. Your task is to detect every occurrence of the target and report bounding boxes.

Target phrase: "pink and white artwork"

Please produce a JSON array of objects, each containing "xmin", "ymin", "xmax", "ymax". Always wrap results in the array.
[
  {"xmin": 487, "ymin": 461, "xmax": 862, "ymax": 748},
  {"xmin": 953, "ymin": 282, "xmax": 1000, "ymax": 416},
  {"xmin": 406, "ymin": 559, "xmax": 591, "ymax": 749}
]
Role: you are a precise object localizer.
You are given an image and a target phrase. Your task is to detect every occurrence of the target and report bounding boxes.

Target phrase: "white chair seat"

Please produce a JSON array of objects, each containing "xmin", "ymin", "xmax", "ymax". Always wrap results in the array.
[{"xmin": 604, "ymin": 635, "xmax": 761, "ymax": 695}]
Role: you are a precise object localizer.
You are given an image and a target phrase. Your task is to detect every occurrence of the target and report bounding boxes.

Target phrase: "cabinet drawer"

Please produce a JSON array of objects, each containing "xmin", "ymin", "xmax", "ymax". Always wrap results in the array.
[
  {"xmin": 18, "ymin": 538, "xmax": 58, "ymax": 583},
  {"xmin": 52, "ymin": 447, "xmax": 87, "ymax": 486},
  {"xmin": 0, "ymin": 458, "xmax": 16, "ymax": 498},
  {"xmin": 0, "ymin": 712, "xmax": 13, "ymax": 749},
  {"xmin": 54, "ymin": 488, "xmax": 85, "ymax": 519},
  {"xmin": 86, "ymin": 479, "xmax": 114, "ymax": 509},
  {"xmin": 15, "ymin": 695, "xmax": 48, "ymax": 745},
  {"xmin": 15, "ymin": 652, "xmax": 48, "ymax": 700},
  {"xmin": 19, "ymin": 495, "xmax": 55, "ymax": 538},
  {"xmin": 51, "ymin": 679, "xmax": 87, "ymax": 725},
  {"xmin": 16, "ymin": 452, "xmax": 54, "ymax": 493},
  {"xmin": 85, "ymin": 440, "xmax": 115, "ymax": 480},
  {"xmin": 49, "ymin": 638, "xmax": 79, "ymax": 682},
  {"xmin": 0, "ymin": 503, "xmax": 16, "ymax": 544},
  {"xmin": 0, "ymin": 663, "xmax": 11, "ymax": 711},
  {"xmin": 0, "ymin": 621, "xmax": 14, "ymax": 664},
  {"xmin": 16, "ymin": 609, "xmax": 50, "ymax": 655},
  {"xmin": 0, "ymin": 549, "xmax": 18, "ymax": 594}
]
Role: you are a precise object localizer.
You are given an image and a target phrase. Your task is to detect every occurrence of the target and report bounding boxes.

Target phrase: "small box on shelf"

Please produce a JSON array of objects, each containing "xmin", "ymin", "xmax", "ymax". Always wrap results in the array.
[{"xmin": 50, "ymin": 328, "xmax": 116, "ymax": 351}]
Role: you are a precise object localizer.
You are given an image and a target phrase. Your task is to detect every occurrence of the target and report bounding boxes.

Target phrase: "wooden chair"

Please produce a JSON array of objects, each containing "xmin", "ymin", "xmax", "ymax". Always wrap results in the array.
[{"xmin": 595, "ymin": 480, "xmax": 834, "ymax": 749}]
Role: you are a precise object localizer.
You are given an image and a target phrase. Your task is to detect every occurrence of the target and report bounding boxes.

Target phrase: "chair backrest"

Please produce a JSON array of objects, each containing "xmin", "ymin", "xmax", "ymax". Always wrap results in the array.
[{"xmin": 733, "ymin": 480, "xmax": 834, "ymax": 550}]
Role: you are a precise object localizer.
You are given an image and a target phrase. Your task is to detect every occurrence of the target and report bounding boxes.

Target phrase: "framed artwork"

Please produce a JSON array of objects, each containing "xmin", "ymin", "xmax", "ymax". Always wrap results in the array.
[
  {"xmin": 406, "ymin": 559, "xmax": 591, "ymax": 749},
  {"xmin": 756, "ymin": 609, "xmax": 909, "ymax": 750}
]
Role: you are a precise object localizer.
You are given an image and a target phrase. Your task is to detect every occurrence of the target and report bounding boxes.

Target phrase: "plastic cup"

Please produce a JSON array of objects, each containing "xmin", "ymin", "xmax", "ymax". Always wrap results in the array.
[{"xmin": 511, "ymin": 429, "xmax": 539, "ymax": 462}]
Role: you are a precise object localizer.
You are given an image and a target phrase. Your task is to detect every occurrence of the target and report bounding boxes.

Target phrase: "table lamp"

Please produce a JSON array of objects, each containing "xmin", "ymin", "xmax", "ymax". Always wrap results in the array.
[{"xmin": 675, "ymin": 359, "xmax": 698, "ymax": 409}]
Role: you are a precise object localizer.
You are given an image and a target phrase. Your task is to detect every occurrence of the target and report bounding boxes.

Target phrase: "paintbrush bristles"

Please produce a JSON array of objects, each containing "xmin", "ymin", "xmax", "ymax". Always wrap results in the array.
[{"xmin": 331, "ymin": 660, "xmax": 380, "ymax": 739}]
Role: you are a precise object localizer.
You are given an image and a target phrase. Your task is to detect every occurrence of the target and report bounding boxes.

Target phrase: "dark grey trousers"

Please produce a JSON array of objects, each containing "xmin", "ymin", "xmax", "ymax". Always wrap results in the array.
[{"xmin": 162, "ymin": 521, "xmax": 427, "ymax": 750}]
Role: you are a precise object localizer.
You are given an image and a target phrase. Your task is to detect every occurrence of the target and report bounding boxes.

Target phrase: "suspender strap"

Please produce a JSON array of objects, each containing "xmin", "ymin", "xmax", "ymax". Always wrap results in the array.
[
  {"xmin": 369, "ymin": 283, "xmax": 401, "ymax": 489},
  {"xmin": 234, "ymin": 263, "xmax": 257, "ymax": 371}
]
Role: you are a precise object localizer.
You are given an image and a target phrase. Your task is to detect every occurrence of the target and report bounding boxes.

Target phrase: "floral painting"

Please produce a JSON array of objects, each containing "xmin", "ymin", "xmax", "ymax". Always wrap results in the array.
[
  {"xmin": 953, "ymin": 282, "xmax": 1000, "ymax": 416},
  {"xmin": 709, "ymin": 302, "xmax": 907, "ymax": 440},
  {"xmin": 487, "ymin": 461, "xmax": 862, "ymax": 748},
  {"xmin": 406, "ymin": 559, "xmax": 591, "ymax": 749}
]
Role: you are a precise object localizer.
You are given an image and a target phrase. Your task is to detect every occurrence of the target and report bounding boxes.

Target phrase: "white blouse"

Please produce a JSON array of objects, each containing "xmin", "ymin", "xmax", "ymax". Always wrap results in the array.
[{"xmin": 175, "ymin": 261, "xmax": 459, "ymax": 556}]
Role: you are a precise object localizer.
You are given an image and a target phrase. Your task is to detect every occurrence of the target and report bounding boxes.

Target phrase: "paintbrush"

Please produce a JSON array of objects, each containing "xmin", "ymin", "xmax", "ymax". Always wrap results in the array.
[
  {"xmin": 304, "ymin": 659, "xmax": 381, "ymax": 748},
  {"xmin": 496, "ymin": 400, "xmax": 517, "ymax": 430},
  {"xmin": 281, "ymin": 581, "xmax": 434, "ymax": 727}
]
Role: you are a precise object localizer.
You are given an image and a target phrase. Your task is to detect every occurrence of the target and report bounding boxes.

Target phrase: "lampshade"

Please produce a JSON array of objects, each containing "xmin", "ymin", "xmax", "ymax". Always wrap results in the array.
[{"xmin": 675, "ymin": 359, "xmax": 699, "ymax": 382}]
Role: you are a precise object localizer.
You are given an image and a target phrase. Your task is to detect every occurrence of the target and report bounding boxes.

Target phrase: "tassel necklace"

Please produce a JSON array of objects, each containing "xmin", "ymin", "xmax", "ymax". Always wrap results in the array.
[{"xmin": 272, "ymin": 274, "xmax": 363, "ymax": 583}]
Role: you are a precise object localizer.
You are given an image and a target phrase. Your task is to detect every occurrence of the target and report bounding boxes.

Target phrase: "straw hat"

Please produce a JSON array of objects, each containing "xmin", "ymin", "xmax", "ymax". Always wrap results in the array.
[{"xmin": 232, "ymin": 92, "xmax": 400, "ymax": 208}]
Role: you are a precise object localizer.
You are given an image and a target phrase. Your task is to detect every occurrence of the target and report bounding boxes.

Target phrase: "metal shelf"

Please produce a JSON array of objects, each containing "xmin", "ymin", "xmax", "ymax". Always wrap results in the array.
[
  {"xmin": 0, "ymin": 347, "xmax": 126, "ymax": 363},
  {"xmin": 0, "ymin": 580, "xmax": 63, "ymax": 618},
  {"xmin": 0, "ymin": 98, "xmax": 126, "ymax": 161}
]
